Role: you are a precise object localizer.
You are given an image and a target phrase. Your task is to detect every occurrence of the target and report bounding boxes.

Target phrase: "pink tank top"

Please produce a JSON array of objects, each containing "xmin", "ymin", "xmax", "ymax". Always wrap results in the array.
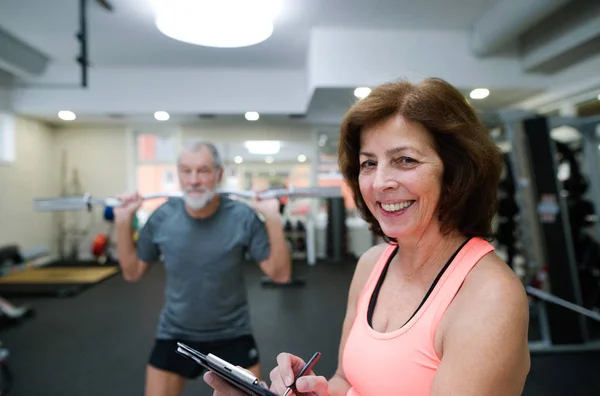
[{"xmin": 342, "ymin": 237, "xmax": 494, "ymax": 396}]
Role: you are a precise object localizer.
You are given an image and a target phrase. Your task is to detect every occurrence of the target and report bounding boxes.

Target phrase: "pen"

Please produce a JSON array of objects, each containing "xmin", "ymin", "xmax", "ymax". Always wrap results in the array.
[{"xmin": 283, "ymin": 352, "xmax": 321, "ymax": 396}]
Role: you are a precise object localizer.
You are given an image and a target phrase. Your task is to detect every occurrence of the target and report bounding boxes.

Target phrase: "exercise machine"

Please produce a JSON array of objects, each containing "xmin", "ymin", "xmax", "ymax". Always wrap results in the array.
[
  {"xmin": 501, "ymin": 112, "xmax": 600, "ymax": 351},
  {"xmin": 32, "ymin": 187, "xmax": 343, "ymax": 212},
  {"xmin": 34, "ymin": 187, "xmax": 343, "ymax": 289},
  {"xmin": 0, "ymin": 342, "xmax": 12, "ymax": 396}
]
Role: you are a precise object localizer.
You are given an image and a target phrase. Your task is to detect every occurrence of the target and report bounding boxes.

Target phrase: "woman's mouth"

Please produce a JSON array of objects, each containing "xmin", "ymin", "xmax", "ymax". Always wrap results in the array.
[{"xmin": 379, "ymin": 200, "xmax": 415, "ymax": 215}]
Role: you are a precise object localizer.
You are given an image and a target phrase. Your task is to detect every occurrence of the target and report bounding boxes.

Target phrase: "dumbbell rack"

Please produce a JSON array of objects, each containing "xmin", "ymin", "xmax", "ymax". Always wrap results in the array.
[
  {"xmin": 260, "ymin": 216, "xmax": 308, "ymax": 288},
  {"xmin": 502, "ymin": 114, "xmax": 547, "ymax": 284},
  {"xmin": 502, "ymin": 114, "xmax": 555, "ymax": 350},
  {"xmin": 283, "ymin": 219, "xmax": 307, "ymax": 261},
  {"xmin": 502, "ymin": 113, "xmax": 600, "ymax": 352}
]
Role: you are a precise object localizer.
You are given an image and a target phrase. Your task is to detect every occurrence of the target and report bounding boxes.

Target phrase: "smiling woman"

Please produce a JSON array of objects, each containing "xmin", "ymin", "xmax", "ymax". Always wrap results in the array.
[
  {"xmin": 204, "ymin": 77, "xmax": 531, "ymax": 396},
  {"xmin": 331, "ymin": 78, "xmax": 529, "ymax": 396},
  {"xmin": 338, "ymin": 78, "xmax": 503, "ymax": 243}
]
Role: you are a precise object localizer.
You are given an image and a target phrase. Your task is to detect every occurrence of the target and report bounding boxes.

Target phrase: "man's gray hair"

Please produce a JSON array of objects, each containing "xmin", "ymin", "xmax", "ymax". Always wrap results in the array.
[{"xmin": 179, "ymin": 139, "xmax": 223, "ymax": 169}]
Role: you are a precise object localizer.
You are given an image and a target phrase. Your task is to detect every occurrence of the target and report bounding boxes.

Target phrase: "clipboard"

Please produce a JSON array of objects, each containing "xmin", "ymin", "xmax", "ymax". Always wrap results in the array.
[{"xmin": 176, "ymin": 342, "xmax": 279, "ymax": 396}]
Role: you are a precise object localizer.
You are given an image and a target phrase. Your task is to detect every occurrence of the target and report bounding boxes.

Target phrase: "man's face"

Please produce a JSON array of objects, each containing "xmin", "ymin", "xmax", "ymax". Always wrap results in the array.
[{"xmin": 177, "ymin": 147, "xmax": 222, "ymax": 210}]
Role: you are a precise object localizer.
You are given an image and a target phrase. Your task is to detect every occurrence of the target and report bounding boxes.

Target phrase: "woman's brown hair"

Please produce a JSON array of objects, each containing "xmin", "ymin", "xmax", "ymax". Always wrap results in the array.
[{"xmin": 338, "ymin": 78, "xmax": 503, "ymax": 243}]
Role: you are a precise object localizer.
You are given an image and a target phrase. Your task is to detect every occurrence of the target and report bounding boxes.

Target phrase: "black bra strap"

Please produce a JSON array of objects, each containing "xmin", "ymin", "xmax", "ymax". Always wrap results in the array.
[{"xmin": 367, "ymin": 238, "xmax": 472, "ymax": 329}]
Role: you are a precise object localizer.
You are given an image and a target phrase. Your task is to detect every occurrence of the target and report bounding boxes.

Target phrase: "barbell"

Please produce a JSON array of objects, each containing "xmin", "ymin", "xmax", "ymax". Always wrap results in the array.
[
  {"xmin": 526, "ymin": 285, "xmax": 600, "ymax": 323},
  {"xmin": 33, "ymin": 186, "xmax": 343, "ymax": 212}
]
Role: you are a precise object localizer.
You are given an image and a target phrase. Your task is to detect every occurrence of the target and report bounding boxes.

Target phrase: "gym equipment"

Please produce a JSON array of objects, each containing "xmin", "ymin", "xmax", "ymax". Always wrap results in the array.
[
  {"xmin": 552, "ymin": 139, "xmax": 600, "ymax": 317},
  {"xmin": 0, "ymin": 342, "xmax": 12, "ymax": 396},
  {"xmin": 327, "ymin": 197, "xmax": 349, "ymax": 262},
  {"xmin": 0, "ymin": 246, "xmax": 22, "ymax": 269},
  {"xmin": 0, "ymin": 297, "xmax": 33, "ymax": 322},
  {"xmin": 501, "ymin": 112, "xmax": 600, "ymax": 351},
  {"xmin": 33, "ymin": 186, "xmax": 343, "ymax": 212},
  {"xmin": 527, "ymin": 283, "xmax": 600, "ymax": 353},
  {"xmin": 495, "ymin": 154, "xmax": 519, "ymax": 269},
  {"xmin": 91, "ymin": 233, "xmax": 109, "ymax": 257},
  {"xmin": 103, "ymin": 206, "xmax": 114, "ymax": 222},
  {"xmin": 522, "ymin": 116, "xmax": 587, "ymax": 344},
  {"xmin": 0, "ymin": 295, "xmax": 34, "ymax": 333},
  {"xmin": 527, "ymin": 286, "xmax": 600, "ymax": 323},
  {"xmin": 261, "ymin": 199, "xmax": 308, "ymax": 288},
  {"xmin": 0, "ymin": 266, "xmax": 120, "ymax": 298}
]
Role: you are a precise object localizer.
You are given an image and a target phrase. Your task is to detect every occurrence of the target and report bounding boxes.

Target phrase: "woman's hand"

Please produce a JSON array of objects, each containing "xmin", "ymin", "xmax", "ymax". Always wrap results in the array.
[
  {"xmin": 269, "ymin": 353, "xmax": 329, "ymax": 396},
  {"xmin": 203, "ymin": 371, "xmax": 247, "ymax": 396}
]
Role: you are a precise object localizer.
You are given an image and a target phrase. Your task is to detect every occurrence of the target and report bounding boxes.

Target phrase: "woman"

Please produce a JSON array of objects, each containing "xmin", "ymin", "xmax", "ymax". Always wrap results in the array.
[{"xmin": 205, "ymin": 78, "xmax": 531, "ymax": 395}]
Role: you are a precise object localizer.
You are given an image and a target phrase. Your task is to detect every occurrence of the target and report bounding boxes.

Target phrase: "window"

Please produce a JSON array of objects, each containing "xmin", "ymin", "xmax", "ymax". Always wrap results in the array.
[
  {"xmin": 0, "ymin": 113, "xmax": 15, "ymax": 164},
  {"xmin": 316, "ymin": 131, "xmax": 355, "ymax": 210},
  {"xmin": 133, "ymin": 130, "xmax": 180, "ymax": 222}
]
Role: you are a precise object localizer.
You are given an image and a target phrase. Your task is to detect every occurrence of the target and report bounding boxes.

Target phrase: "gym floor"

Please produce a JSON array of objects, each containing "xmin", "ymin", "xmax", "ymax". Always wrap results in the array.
[{"xmin": 1, "ymin": 260, "xmax": 600, "ymax": 396}]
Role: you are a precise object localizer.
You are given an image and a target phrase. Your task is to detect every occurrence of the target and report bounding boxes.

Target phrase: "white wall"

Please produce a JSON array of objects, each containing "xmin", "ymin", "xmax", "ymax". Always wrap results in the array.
[
  {"xmin": 182, "ymin": 123, "xmax": 312, "ymax": 142},
  {"xmin": 0, "ymin": 117, "xmax": 57, "ymax": 253},
  {"xmin": 53, "ymin": 126, "xmax": 130, "ymax": 197},
  {"xmin": 182, "ymin": 123, "xmax": 316, "ymax": 165},
  {"xmin": 51, "ymin": 126, "xmax": 130, "ymax": 259}
]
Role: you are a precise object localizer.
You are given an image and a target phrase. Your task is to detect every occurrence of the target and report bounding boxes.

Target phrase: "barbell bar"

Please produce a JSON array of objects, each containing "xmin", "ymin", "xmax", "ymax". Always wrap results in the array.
[
  {"xmin": 33, "ymin": 186, "xmax": 343, "ymax": 212},
  {"xmin": 526, "ymin": 285, "xmax": 600, "ymax": 323}
]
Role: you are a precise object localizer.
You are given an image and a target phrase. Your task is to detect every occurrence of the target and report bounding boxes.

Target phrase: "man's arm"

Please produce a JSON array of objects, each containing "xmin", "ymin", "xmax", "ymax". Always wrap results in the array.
[
  {"xmin": 113, "ymin": 193, "xmax": 161, "ymax": 282},
  {"xmin": 430, "ymin": 260, "xmax": 531, "ymax": 396},
  {"xmin": 114, "ymin": 217, "xmax": 150, "ymax": 282},
  {"xmin": 247, "ymin": 199, "xmax": 291, "ymax": 284},
  {"xmin": 257, "ymin": 210, "xmax": 291, "ymax": 284}
]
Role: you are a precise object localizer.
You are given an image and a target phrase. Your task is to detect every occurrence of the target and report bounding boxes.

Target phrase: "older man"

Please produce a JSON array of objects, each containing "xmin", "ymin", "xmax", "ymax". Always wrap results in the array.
[{"xmin": 114, "ymin": 140, "xmax": 291, "ymax": 396}]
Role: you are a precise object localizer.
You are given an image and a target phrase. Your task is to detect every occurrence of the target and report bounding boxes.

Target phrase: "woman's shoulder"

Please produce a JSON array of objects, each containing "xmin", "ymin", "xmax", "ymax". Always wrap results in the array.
[
  {"xmin": 348, "ymin": 243, "xmax": 393, "ymax": 293},
  {"xmin": 467, "ymin": 252, "xmax": 526, "ymax": 295},
  {"xmin": 357, "ymin": 243, "xmax": 391, "ymax": 270},
  {"xmin": 437, "ymin": 250, "xmax": 530, "ymax": 381},
  {"xmin": 455, "ymin": 251, "xmax": 529, "ymax": 323}
]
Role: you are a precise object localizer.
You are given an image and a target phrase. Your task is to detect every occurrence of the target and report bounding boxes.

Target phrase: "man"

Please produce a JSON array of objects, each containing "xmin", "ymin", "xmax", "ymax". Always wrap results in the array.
[{"xmin": 113, "ymin": 140, "xmax": 292, "ymax": 396}]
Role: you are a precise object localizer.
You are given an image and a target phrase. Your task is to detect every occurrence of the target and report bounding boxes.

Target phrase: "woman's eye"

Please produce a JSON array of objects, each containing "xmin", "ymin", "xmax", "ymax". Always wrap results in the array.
[
  {"xmin": 398, "ymin": 156, "xmax": 417, "ymax": 165},
  {"xmin": 360, "ymin": 160, "xmax": 375, "ymax": 168}
]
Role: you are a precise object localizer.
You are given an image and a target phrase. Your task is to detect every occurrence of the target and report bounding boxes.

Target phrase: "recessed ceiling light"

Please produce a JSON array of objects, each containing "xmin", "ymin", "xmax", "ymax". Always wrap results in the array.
[
  {"xmin": 58, "ymin": 110, "xmax": 76, "ymax": 121},
  {"xmin": 234, "ymin": 156, "xmax": 243, "ymax": 164},
  {"xmin": 154, "ymin": 0, "xmax": 281, "ymax": 48},
  {"xmin": 470, "ymin": 88, "xmax": 490, "ymax": 100},
  {"xmin": 297, "ymin": 154, "xmax": 306, "ymax": 163},
  {"xmin": 245, "ymin": 111, "xmax": 260, "ymax": 121},
  {"xmin": 245, "ymin": 140, "xmax": 280, "ymax": 155},
  {"xmin": 265, "ymin": 156, "xmax": 274, "ymax": 164},
  {"xmin": 354, "ymin": 87, "xmax": 371, "ymax": 99},
  {"xmin": 154, "ymin": 111, "xmax": 170, "ymax": 121}
]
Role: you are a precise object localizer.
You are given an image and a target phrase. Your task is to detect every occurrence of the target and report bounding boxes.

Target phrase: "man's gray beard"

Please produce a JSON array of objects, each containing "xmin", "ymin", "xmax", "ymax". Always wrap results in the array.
[{"xmin": 183, "ymin": 189, "xmax": 215, "ymax": 210}]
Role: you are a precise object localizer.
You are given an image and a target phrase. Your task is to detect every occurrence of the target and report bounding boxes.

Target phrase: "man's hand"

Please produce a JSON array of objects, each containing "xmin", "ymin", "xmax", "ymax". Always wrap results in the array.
[
  {"xmin": 250, "ymin": 197, "xmax": 281, "ymax": 218},
  {"xmin": 113, "ymin": 192, "xmax": 143, "ymax": 222}
]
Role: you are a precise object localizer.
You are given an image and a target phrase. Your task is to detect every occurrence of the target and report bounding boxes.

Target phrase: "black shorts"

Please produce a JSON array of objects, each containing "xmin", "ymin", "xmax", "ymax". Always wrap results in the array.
[{"xmin": 148, "ymin": 334, "xmax": 260, "ymax": 380}]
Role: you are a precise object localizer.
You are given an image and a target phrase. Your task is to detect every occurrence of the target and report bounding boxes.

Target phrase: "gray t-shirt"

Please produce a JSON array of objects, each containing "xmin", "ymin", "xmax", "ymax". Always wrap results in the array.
[{"xmin": 136, "ymin": 196, "xmax": 270, "ymax": 342}]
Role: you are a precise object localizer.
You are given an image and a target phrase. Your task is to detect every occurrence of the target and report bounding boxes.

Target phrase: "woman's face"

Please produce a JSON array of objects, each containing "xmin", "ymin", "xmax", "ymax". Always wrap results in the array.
[{"xmin": 358, "ymin": 115, "xmax": 444, "ymax": 240}]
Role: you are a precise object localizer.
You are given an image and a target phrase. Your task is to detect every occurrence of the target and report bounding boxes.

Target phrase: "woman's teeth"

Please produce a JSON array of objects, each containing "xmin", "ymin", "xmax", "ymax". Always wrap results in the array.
[{"xmin": 381, "ymin": 201, "xmax": 415, "ymax": 212}]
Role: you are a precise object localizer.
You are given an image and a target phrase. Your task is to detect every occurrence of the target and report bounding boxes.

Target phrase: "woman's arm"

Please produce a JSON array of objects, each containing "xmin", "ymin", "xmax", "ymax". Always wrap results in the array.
[
  {"xmin": 430, "ymin": 256, "xmax": 531, "ymax": 396},
  {"xmin": 326, "ymin": 245, "xmax": 385, "ymax": 395}
]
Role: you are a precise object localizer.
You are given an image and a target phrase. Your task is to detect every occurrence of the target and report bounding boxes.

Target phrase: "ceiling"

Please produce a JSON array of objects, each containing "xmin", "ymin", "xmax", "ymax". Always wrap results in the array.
[
  {"xmin": 306, "ymin": 86, "xmax": 548, "ymax": 125},
  {"xmin": 0, "ymin": 0, "xmax": 600, "ymax": 126},
  {"xmin": 0, "ymin": 0, "xmax": 498, "ymax": 69}
]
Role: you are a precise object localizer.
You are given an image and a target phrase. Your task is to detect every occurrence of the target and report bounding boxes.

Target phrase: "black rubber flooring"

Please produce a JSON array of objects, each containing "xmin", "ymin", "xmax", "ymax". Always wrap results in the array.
[{"xmin": 0, "ymin": 260, "xmax": 599, "ymax": 395}]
